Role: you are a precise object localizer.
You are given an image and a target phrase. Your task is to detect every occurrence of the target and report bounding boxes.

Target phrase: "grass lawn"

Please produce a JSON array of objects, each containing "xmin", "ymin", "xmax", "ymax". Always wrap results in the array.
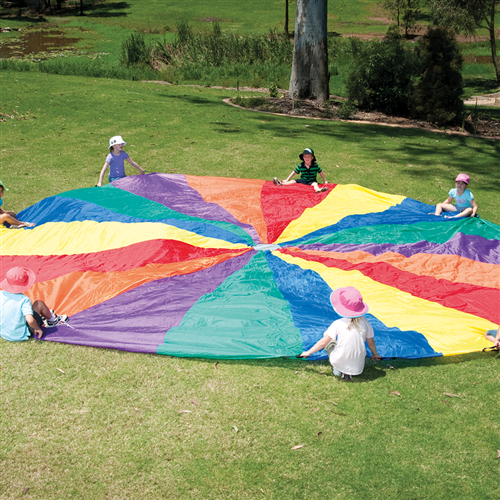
[{"xmin": 0, "ymin": 71, "xmax": 499, "ymax": 499}]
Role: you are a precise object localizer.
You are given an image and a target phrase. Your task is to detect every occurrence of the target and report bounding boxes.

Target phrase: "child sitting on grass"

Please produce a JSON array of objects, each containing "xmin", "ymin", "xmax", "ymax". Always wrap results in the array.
[
  {"xmin": 298, "ymin": 286, "xmax": 381, "ymax": 382},
  {"xmin": 0, "ymin": 180, "xmax": 35, "ymax": 229},
  {"xmin": 273, "ymin": 148, "xmax": 328, "ymax": 193},
  {"xmin": 97, "ymin": 135, "xmax": 145, "ymax": 187},
  {"xmin": 0, "ymin": 267, "xmax": 68, "ymax": 341},
  {"xmin": 430, "ymin": 173, "xmax": 478, "ymax": 218}
]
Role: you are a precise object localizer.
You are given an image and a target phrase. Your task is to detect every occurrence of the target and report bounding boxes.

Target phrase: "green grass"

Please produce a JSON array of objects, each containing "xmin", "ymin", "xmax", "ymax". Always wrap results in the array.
[
  {"xmin": 2, "ymin": 339, "xmax": 499, "ymax": 499},
  {"xmin": 1, "ymin": 71, "xmax": 498, "ymax": 222},
  {"xmin": 1, "ymin": 15, "xmax": 500, "ymax": 500}
]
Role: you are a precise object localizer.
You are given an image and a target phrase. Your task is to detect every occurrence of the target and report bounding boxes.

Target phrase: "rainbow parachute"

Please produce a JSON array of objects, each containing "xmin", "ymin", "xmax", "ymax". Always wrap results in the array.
[{"xmin": 2, "ymin": 174, "xmax": 498, "ymax": 359}]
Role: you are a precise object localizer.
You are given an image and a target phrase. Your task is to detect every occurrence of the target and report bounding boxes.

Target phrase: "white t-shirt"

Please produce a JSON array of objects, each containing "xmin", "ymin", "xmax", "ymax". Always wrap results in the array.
[{"xmin": 325, "ymin": 316, "xmax": 374, "ymax": 376}]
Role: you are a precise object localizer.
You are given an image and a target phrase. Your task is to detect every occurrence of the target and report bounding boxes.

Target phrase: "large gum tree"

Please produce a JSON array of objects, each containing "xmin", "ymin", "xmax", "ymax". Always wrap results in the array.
[{"xmin": 289, "ymin": 0, "xmax": 329, "ymax": 101}]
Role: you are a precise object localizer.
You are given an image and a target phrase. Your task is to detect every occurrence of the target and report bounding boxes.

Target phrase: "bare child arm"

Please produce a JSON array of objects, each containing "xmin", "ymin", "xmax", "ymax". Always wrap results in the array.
[
  {"xmin": 320, "ymin": 171, "xmax": 327, "ymax": 184},
  {"xmin": 126, "ymin": 157, "xmax": 145, "ymax": 175},
  {"xmin": 25, "ymin": 313, "xmax": 43, "ymax": 339},
  {"xmin": 366, "ymin": 337, "xmax": 381, "ymax": 360},
  {"xmin": 97, "ymin": 161, "xmax": 110, "ymax": 187},
  {"xmin": 298, "ymin": 332, "xmax": 331, "ymax": 357}
]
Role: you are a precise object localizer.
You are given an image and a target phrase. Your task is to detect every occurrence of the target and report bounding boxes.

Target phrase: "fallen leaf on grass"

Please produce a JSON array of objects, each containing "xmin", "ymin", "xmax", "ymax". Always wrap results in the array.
[
  {"xmin": 387, "ymin": 365, "xmax": 395, "ymax": 370},
  {"xmin": 390, "ymin": 391, "xmax": 401, "ymax": 396},
  {"xmin": 22, "ymin": 487, "xmax": 29, "ymax": 495},
  {"xmin": 178, "ymin": 410, "xmax": 192, "ymax": 413},
  {"xmin": 191, "ymin": 400, "xmax": 200, "ymax": 406},
  {"xmin": 444, "ymin": 393, "xmax": 461, "ymax": 398},
  {"xmin": 330, "ymin": 411, "xmax": 347, "ymax": 416},
  {"xmin": 473, "ymin": 382, "xmax": 478, "ymax": 386},
  {"xmin": 213, "ymin": 362, "xmax": 218, "ymax": 370},
  {"xmin": 317, "ymin": 432, "xmax": 322, "ymax": 437},
  {"xmin": 291, "ymin": 444, "xmax": 305, "ymax": 450},
  {"xmin": 497, "ymin": 450, "xmax": 500, "ymax": 459},
  {"xmin": 232, "ymin": 426, "xmax": 239, "ymax": 432},
  {"xmin": 260, "ymin": 488, "xmax": 265, "ymax": 494},
  {"xmin": 441, "ymin": 400, "xmax": 451, "ymax": 406},
  {"xmin": 55, "ymin": 368, "xmax": 65, "ymax": 374}
]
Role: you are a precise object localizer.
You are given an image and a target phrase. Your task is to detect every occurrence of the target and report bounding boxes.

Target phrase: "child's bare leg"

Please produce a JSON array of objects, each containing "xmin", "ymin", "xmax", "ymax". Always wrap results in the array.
[
  {"xmin": 432, "ymin": 203, "xmax": 456, "ymax": 216},
  {"xmin": 0, "ymin": 213, "xmax": 35, "ymax": 228},
  {"xmin": 281, "ymin": 180, "xmax": 297, "ymax": 186},
  {"xmin": 457, "ymin": 208, "xmax": 473, "ymax": 217},
  {"xmin": 32, "ymin": 300, "xmax": 52, "ymax": 321}
]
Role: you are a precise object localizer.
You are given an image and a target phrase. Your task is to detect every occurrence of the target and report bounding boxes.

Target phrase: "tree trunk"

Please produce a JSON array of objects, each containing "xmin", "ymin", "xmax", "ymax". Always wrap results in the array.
[
  {"xmin": 285, "ymin": 0, "xmax": 289, "ymax": 36},
  {"xmin": 289, "ymin": 0, "xmax": 329, "ymax": 101},
  {"xmin": 486, "ymin": 0, "xmax": 500, "ymax": 85}
]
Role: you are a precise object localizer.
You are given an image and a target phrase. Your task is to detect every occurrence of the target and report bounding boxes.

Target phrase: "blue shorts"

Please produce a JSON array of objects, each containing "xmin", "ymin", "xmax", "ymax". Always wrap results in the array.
[
  {"xmin": 296, "ymin": 178, "xmax": 317, "ymax": 186},
  {"xmin": 109, "ymin": 175, "xmax": 125, "ymax": 183}
]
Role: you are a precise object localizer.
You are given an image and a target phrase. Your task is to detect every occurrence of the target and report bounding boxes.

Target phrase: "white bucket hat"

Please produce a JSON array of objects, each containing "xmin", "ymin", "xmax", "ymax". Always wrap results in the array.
[{"xmin": 109, "ymin": 135, "xmax": 126, "ymax": 149}]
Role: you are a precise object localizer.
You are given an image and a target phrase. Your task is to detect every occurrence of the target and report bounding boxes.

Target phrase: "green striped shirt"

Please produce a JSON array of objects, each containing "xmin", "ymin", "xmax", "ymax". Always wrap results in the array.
[{"xmin": 294, "ymin": 162, "xmax": 322, "ymax": 183}]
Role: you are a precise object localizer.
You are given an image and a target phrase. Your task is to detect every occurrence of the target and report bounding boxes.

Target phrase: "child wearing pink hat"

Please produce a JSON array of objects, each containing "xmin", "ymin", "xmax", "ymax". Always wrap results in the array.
[
  {"xmin": 299, "ymin": 286, "xmax": 380, "ymax": 382},
  {"xmin": 430, "ymin": 173, "xmax": 478, "ymax": 218},
  {"xmin": 0, "ymin": 267, "xmax": 68, "ymax": 342}
]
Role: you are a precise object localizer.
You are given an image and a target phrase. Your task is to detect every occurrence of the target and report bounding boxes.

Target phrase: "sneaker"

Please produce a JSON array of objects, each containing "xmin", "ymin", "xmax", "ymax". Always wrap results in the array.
[
  {"xmin": 332, "ymin": 366, "xmax": 341, "ymax": 377},
  {"xmin": 273, "ymin": 177, "xmax": 281, "ymax": 186},
  {"xmin": 44, "ymin": 313, "xmax": 68, "ymax": 328},
  {"xmin": 341, "ymin": 373, "xmax": 353, "ymax": 382}
]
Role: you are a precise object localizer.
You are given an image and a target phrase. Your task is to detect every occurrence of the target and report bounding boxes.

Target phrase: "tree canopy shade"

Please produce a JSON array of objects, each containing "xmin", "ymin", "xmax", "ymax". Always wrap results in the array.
[
  {"xmin": 289, "ymin": 0, "xmax": 329, "ymax": 101},
  {"xmin": 428, "ymin": 0, "xmax": 500, "ymax": 85}
]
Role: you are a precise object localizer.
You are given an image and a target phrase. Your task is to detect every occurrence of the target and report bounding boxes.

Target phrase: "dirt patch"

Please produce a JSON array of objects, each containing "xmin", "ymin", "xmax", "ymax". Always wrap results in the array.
[{"xmin": 226, "ymin": 94, "xmax": 500, "ymax": 139}]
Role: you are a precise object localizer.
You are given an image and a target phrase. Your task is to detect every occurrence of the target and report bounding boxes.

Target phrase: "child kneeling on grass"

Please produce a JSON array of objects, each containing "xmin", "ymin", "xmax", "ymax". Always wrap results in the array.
[
  {"xmin": 0, "ymin": 267, "xmax": 68, "ymax": 342},
  {"xmin": 298, "ymin": 286, "xmax": 381, "ymax": 382},
  {"xmin": 273, "ymin": 148, "xmax": 328, "ymax": 193}
]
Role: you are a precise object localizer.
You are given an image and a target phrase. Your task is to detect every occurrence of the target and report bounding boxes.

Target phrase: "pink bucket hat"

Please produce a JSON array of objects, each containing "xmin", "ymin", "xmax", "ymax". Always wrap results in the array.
[
  {"xmin": 1, "ymin": 267, "xmax": 36, "ymax": 293},
  {"xmin": 330, "ymin": 286, "xmax": 369, "ymax": 318},
  {"xmin": 455, "ymin": 173, "xmax": 469, "ymax": 184}
]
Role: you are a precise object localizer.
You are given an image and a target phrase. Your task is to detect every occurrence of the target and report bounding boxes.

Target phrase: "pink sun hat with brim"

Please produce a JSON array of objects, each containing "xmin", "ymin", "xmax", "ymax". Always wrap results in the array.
[
  {"xmin": 330, "ymin": 286, "xmax": 369, "ymax": 318},
  {"xmin": 455, "ymin": 173, "xmax": 469, "ymax": 184},
  {"xmin": 1, "ymin": 267, "xmax": 36, "ymax": 293}
]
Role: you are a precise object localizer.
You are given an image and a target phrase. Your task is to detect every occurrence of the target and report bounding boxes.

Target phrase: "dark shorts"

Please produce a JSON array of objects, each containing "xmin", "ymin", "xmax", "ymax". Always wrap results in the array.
[
  {"xmin": 27, "ymin": 311, "xmax": 43, "ymax": 336},
  {"xmin": 296, "ymin": 178, "xmax": 317, "ymax": 186}
]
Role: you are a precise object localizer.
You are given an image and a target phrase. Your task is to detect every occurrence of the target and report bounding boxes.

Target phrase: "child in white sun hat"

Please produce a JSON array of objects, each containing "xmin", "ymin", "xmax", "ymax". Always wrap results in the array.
[
  {"xmin": 299, "ymin": 286, "xmax": 380, "ymax": 382},
  {"xmin": 97, "ymin": 135, "xmax": 145, "ymax": 186}
]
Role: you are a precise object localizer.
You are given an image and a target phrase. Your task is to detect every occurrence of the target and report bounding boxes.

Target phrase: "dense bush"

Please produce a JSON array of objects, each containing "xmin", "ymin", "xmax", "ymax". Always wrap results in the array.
[
  {"xmin": 121, "ymin": 33, "xmax": 152, "ymax": 68},
  {"xmin": 409, "ymin": 27, "xmax": 464, "ymax": 125},
  {"xmin": 346, "ymin": 26, "xmax": 417, "ymax": 115},
  {"xmin": 157, "ymin": 21, "xmax": 293, "ymax": 67}
]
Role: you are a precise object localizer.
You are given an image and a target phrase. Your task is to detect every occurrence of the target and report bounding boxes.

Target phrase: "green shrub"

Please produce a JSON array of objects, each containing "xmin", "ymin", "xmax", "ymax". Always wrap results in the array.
[
  {"xmin": 336, "ymin": 100, "xmax": 357, "ymax": 120},
  {"xmin": 159, "ymin": 22, "xmax": 293, "ymax": 68},
  {"xmin": 346, "ymin": 27, "xmax": 417, "ymax": 115},
  {"xmin": 120, "ymin": 32, "xmax": 152, "ymax": 68},
  {"xmin": 409, "ymin": 27, "xmax": 464, "ymax": 125},
  {"xmin": 269, "ymin": 82, "xmax": 279, "ymax": 97}
]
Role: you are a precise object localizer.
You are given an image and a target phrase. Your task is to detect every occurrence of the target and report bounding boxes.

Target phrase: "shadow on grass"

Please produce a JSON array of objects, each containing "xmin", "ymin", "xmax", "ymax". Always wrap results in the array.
[
  {"xmin": 244, "ymin": 113, "xmax": 500, "ymax": 195},
  {"xmin": 154, "ymin": 349, "xmax": 498, "ymax": 376},
  {"xmin": 85, "ymin": 2, "xmax": 130, "ymax": 18}
]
